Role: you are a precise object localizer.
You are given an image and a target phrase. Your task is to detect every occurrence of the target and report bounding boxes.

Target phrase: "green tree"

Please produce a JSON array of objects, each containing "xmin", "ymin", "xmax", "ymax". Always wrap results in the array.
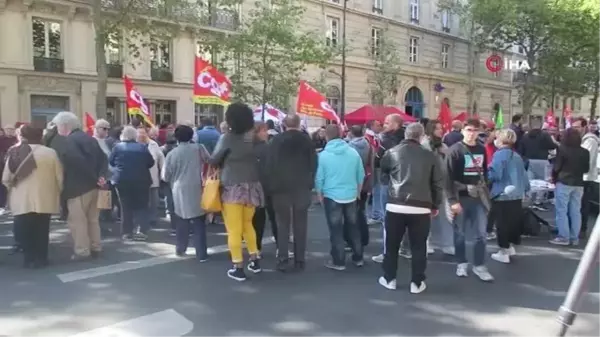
[
  {"xmin": 366, "ymin": 32, "xmax": 401, "ymax": 106},
  {"xmin": 92, "ymin": 0, "xmax": 237, "ymax": 122},
  {"xmin": 224, "ymin": 0, "xmax": 336, "ymax": 113},
  {"xmin": 438, "ymin": 0, "xmax": 509, "ymax": 115}
]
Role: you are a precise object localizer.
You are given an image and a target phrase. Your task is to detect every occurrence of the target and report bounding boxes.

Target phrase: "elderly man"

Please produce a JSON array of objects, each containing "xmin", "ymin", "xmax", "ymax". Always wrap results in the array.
[
  {"xmin": 93, "ymin": 119, "xmax": 114, "ymax": 229},
  {"xmin": 137, "ymin": 127, "xmax": 165, "ymax": 230},
  {"xmin": 378, "ymin": 122, "xmax": 443, "ymax": 293},
  {"xmin": 51, "ymin": 111, "xmax": 108, "ymax": 260},
  {"xmin": 443, "ymin": 120, "xmax": 464, "ymax": 147}
]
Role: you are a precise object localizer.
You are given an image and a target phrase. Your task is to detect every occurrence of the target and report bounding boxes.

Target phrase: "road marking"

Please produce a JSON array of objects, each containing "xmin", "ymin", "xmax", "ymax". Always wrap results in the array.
[
  {"xmin": 69, "ymin": 309, "xmax": 193, "ymax": 337},
  {"xmin": 57, "ymin": 239, "xmax": 273, "ymax": 283}
]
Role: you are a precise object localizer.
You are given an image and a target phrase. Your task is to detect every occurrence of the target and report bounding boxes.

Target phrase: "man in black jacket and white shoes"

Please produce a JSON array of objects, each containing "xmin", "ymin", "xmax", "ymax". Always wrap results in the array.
[{"xmin": 378, "ymin": 123, "xmax": 444, "ymax": 294}]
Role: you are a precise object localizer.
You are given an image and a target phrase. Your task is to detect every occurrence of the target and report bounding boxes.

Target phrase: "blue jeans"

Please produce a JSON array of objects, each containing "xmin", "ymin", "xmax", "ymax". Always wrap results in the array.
[
  {"xmin": 430, "ymin": 198, "xmax": 454, "ymax": 249},
  {"xmin": 370, "ymin": 183, "xmax": 388, "ymax": 221},
  {"xmin": 555, "ymin": 183, "xmax": 584, "ymax": 241},
  {"xmin": 528, "ymin": 159, "xmax": 551, "ymax": 202},
  {"xmin": 323, "ymin": 198, "xmax": 363, "ymax": 266},
  {"xmin": 174, "ymin": 214, "xmax": 208, "ymax": 260},
  {"xmin": 453, "ymin": 196, "xmax": 487, "ymax": 266}
]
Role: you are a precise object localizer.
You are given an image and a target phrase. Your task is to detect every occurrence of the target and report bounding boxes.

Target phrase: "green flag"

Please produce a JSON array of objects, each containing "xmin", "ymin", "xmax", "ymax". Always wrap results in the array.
[{"xmin": 495, "ymin": 105, "xmax": 504, "ymax": 129}]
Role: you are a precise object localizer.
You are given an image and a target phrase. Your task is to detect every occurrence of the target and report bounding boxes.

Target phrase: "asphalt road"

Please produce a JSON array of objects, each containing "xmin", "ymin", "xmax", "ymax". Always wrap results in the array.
[{"xmin": 0, "ymin": 207, "xmax": 598, "ymax": 336}]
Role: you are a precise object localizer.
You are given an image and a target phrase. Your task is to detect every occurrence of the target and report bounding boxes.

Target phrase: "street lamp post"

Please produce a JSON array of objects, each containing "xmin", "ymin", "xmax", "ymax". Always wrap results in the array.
[{"xmin": 340, "ymin": 0, "xmax": 347, "ymax": 122}]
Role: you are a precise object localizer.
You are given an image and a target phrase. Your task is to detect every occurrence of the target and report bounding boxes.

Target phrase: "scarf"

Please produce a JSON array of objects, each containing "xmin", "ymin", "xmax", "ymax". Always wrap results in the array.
[{"xmin": 7, "ymin": 142, "xmax": 37, "ymax": 186}]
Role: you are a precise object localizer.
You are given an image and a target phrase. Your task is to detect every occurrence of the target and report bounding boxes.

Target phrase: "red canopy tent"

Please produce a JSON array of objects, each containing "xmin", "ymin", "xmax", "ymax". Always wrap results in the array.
[{"xmin": 345, "ymin": 105, "xmax": 417, "ymax": 125}]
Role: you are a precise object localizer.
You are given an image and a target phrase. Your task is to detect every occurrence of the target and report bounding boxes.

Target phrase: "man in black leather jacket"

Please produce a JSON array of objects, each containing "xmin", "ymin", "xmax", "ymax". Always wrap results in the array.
[{"xmin": 377, "ymin": 122, "xmax": 443, "ymax": 294}]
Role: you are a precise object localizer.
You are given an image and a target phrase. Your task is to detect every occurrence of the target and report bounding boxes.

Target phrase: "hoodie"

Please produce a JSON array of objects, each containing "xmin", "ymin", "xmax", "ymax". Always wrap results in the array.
[
  {"xmin": 315, "ymin": 139, "xmax": 365, "ymax": 202},
  {"xmin": 348, "ymin": 136, "xmax": 374, "ymax": 191},
  {"xmin": 521, "ymin": 129, "xmax": 557, "ymax": 160},
  {"xmin": 582, "ymin": 132, "xmax": 600, "ymax": 182}
]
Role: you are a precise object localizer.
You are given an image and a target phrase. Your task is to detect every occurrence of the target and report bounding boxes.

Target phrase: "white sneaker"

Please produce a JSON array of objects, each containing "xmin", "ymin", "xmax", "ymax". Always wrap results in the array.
[
  {"xmin": 399, "ymin": 250, "xmax": 412, "ymax": 259},
  {"xmin": 507, "ymin": 245, "xmax": 516, "ymax": 256},
  {"xmin": 491, "ymin": 249, "xmax": 510, "ymax": 264},
  {"xmin": 473, "ymin": 265, "xmax": 494, "ymax": 282},
  {"xmin": 378, "ymin": 276, "xmax": 397, "ymax": 290},
  {"xmin": 371, "ymin": 254, "xmax": 384, "ymax": 264},
  {"xmin": 456, "ymin": 263, "xmax": 469, "ymax": 277},
  {"xmin": 410, "ymin": 281, "xmax": 427, "ymax": 294},
  {"xmin": 442, "ymin": 247, "xmax": 455, "ymax": 255},
  {"xmin": 426, "ymin": 243, "xmax": 435, "ymax": 255}
]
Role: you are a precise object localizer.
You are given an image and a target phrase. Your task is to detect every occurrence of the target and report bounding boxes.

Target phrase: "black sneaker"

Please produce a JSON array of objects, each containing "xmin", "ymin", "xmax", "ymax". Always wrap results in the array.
[
  {"xmin": 90, "ymin": 251, "xmax": 100, "ymax": 259},
  {"xmin": 294, "ymin": 261, "xmax": 305, "ymax": 271},
  {"xmin": 324, "ymin": 260, "xmax": 346, "ymax": 271},
  {"xmin": 247, "ymin": 260, "xmax": 262, "ymax": 274},
  {"xmin": 276, "ymin": 259, "xmax": 290, "ymax": 272},
  {"xmin": 227, "ymin": 267, "xmax": 247, "ymax": 281}
]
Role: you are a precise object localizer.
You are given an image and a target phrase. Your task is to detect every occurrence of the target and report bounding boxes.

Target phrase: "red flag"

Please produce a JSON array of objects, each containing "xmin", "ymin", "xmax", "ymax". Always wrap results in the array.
[
  {"xmin": 545, "ymin": 109, "xmax": 556, "ymax": 128},
  {"xmin": 563, "ymin": 105, "xmax": 573, "ymax": 128},
  {"xmin": 437, "ymin": 100, "xmax": 452, "ymax": 133},
  {"xmin": 123, "ymin": 76, "xmax": 154, "ymax": 127},
  {"xmin": 193, "ymin": 57, "xmax": 232, "ymax": 106},
  {"xmin": 84, "ymin": 112, "xmax": 95, "ymax": 136},
  {"xmin": 296, "ymin": 81, "xmax": 340, "ymax": 122}
]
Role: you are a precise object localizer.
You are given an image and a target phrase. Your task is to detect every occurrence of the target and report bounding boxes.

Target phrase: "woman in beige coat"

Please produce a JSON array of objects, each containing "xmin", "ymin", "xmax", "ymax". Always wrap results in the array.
[{"xmin": 3, "ymin": 125, "xmax": 63, "ymax": 268}]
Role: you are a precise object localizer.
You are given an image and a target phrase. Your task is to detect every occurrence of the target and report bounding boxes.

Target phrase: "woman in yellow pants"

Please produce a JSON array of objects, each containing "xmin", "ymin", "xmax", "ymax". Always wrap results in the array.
[{"xmin": 209, "ymin": 102, "xmax": 264, "ymax": 281}]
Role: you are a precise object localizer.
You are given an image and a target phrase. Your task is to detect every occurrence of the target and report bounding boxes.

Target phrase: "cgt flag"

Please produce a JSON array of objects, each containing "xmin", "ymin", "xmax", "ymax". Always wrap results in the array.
[
  {"xmin": 123, "ymin": 76, "xmax": 154, "ymax": 127},
  {"xmin": 193, "ymin": 57, "xmax": 232, "ymax": 106},
  {"xmin": 296, "ymin": 81, "xmax": 339, "ymax": 122},
  {"xmin": 84, "ymin": 112, "xmax": 95, "ymax": 136}
]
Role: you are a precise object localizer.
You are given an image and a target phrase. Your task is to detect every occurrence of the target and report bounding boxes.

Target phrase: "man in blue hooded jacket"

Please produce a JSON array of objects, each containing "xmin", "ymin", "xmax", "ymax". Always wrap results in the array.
[{"xmin": 315, "ymin": 125, "xmax": 365, "ymax": 271}]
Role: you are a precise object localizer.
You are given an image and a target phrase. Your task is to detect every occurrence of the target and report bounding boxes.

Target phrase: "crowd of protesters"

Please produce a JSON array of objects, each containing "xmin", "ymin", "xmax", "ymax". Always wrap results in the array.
[{"xmin": 0, "ymin": 106, "xmax": 598, "ymax": 294}]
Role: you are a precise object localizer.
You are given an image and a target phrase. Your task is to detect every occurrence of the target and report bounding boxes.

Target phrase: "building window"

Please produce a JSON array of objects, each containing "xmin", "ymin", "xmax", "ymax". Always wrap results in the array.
[
  {"xmin": 570, "ymin": 97, "xmax": 575, "ymax": 110},
  {"xmin": 197, "ymin": 42, "xmax": 217, "ymax": 64},
  {"xmin": 105, "ymin": 32, "xmax": 121, "ymax": 65},
  {"xmin": 32, "ymin": 18, "xmax": 62, "ymax": 59},
  {"xmin": 329, "ymin": 0, "xmax": 340, "ymax": 3},
  {"xmin": 152, "ymin": 100, "xmax": 176, "ymax": 125},
  {"xmin": 326, "ymin": 16, "xmax": 339, "ymax": 47},
  {"xmin": 326, "ymin": 86, "xmax": 340, "ymax": 114},
  {"xmin": 441, "ymin": 44, "xmax": 449, "ymax": 69},
  {"xmin": 441, "ymin": 10, "xmax": 450, "ymax": 32},
  {"xmin": 409, "ymin": 37, "xmax": 418, "ymax": 63},
  {"xmin": 371, "ymin": 28, "xmax": 382, "ymax": 57},
  {"xmin": 373, "ymin": 0, "xmax": 383, "ymax": 14},
  {"xmin": 410, "ymin": 0, "xmax": 419, "ymax": 23},
  {"xmin": 150, "ymin": 40, "xmax": 171, "ymax": 69},
  {"xmin": 30, "ymin": 95, "xmax": 70, "ymax": 128},
  {"xmin": 194, "ymin": 104, "xmax": 224, "ymax": 126}
]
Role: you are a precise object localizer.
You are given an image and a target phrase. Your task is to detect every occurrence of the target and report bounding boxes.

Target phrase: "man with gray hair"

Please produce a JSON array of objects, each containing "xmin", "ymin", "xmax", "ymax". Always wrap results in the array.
[
  {"xmin": 378, "ymin": 122, "xmax": 443, "ymax": 294},
  {"xmin": 51, "ymin": 111, "xmax": 108, "ymax": 260}
]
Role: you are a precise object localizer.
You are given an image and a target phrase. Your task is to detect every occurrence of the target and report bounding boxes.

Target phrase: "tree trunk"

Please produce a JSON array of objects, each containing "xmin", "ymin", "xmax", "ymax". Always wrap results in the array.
[
  {"xmin": 466, "ymin": 21, "xmax": 476, "ymax": 115},
  {"xmin": 590, "ymin": 72, "xmax": 599, "ymax": 119},
  {"xmin": 93, "ymin": 1, "xmax": 108, "ymax": 121}
]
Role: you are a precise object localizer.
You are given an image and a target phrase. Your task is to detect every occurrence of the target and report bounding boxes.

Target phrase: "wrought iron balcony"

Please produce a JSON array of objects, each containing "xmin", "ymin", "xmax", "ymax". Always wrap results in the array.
[
  {"xmin": 33, "ymin": 57, "xmax": 64, "ymax": 73},
  {"xmin": 107, "ymin": 63, "xmax": 123, "ymax": 78},
  {"xmin": 151, "ymin": 62, "xmax": 173, "ymax": 82},
  {"xmin": 513, "ymin": 72, "xmax": 543, "ymax": 85}
]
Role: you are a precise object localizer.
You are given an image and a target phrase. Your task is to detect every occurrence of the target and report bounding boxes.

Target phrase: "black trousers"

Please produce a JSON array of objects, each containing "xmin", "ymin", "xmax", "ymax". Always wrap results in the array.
[
  {"xmin": 344, "ymin": 191, "xmax": 369, "ymax": 246},
  {"xmin": 116, "ymin": 184, "xmax": 150, "ymax": 235},
  {"xmin": 491, "ymin": 199, "xmax": 522, "ymax": 249},
  {"xmin": 253, "ymin": 207, "xmax": 267, "ymax": 251},
  {"xmin": 580, "ymin": 181, "xmax": 593, "ymax": 234},
  {"xmin": 383, "ymin": 212, "xmax": 430, "ymax": 284},
  {"xmin": 486, "ymin": 201, "xmax": 497, "ymax": 234},
  {"xmin": 265, "ymin": 195, "xmax": 278, "ymax": 240},
  {"xmin": 16, "ymin": 213, "xmax": 51, "ymax": 264},
  {"xmin": 272, "ymin": 191, "xmax": 310, "ymax": 262}
]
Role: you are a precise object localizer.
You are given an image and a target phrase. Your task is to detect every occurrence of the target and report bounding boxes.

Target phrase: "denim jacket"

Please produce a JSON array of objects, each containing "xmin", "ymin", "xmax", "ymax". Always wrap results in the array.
[{"xmin": 488, "ymin": 147, "xmax": 530, "ymax": 201}]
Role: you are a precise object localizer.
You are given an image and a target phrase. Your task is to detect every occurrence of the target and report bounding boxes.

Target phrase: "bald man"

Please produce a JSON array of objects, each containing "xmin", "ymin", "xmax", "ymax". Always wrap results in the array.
[{"xmin": 443, "ymin": 120, "xmax": 464, "ymax": 147}]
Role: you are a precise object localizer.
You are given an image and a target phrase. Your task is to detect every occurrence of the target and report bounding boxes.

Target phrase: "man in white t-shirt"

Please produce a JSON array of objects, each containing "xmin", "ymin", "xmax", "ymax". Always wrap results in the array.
[{"xmin": 378, "ymin": 123, "xmax": 444, "ymax": 294}]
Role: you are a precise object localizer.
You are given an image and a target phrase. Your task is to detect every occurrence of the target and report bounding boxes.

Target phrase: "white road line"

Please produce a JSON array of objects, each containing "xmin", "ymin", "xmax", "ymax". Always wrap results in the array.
[
  {"xmin": 69, "ymin": 309, "xmax": 193, "ymax": 337},
  {"xmin": 57, "ymin": 239, "xmax": 273, "ymax": 283}
]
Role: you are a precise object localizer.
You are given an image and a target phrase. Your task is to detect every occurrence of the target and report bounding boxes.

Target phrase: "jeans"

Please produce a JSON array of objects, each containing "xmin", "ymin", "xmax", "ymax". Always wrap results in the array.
[
  {"xmin": 429, "ymin": 208, "xmax": 454, "ymax": 249},
  {"xmin": 116, "ymin": 184, "xmax": 150, "ymax": 236},
  {"xmin": 370, "ymin": 182, "xmax": 387, "ymax": 221},
  {"xmin": 528, "ymin": 159, "xmax": 550, "ymax": 203},
  {"xmin": 148, "ymin": 187, "xmax": 160, "ymax": 226},
  {"xmin": 376, "ymin": 185, "xmax": 389, "ymax": 253},
  {"xmin": 162, "ymin": 184, "xmax": 175, "ymax": 229},
  {"xmin": 323, "ymin": 198, "xmax": 363, "ymax": 266},
  {"xmin": 344, "ymin": 191, "xmax": 369, "ymax": 247},
  {"xmin": 383, "ymin": 212, "xmax": 430, "ymax": 284},
  {"xmin": 174, "ymin": 214, "xmax": 207, "ymax": 260},
  {"xmin": 454, "ymin": 196, "xmax": 487, "ymax": 266},
  {"xmin": 555, "ymin": 182, "xmax": 584, "ymax": 241}
]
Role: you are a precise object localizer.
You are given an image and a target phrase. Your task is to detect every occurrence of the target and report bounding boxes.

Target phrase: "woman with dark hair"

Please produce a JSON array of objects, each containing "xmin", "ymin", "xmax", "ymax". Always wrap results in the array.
[
  {"xmin": 311, "ymin": 127, "xmax": 326, "ymax": 151},
  {"xmin": 550, "ymin": 128, "xmax": 590, "ymax": 246},
  {"xmin": 162, "ymin": 125, "xmax": 210, "ymax": 260},
  {"xmin": 209, "ymin": 102, "xmax": 264, "ymax": 281},
  {"xmin": 2, "ymin": 125, "xmax": 63, "ymax": 268}
]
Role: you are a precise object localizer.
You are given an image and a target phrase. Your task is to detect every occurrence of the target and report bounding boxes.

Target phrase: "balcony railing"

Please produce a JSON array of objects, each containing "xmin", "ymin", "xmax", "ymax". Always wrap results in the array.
[
  {"xmin": 107, "ymin": 63, "xmax": 123, "ymax": 78},
  {"xmin": 101, "ymin": 1, "xmax": 239, "ymax": 31},
  {"xmin": 151, "ymin": 63, "xmax": 173, "ymax": 82},
  {"xmin": 33, "ymin": 57, "xmax": 64, "ymax": 73},
  {"xmin": 513, "ymin": 72, "xmax": 543, "ymax": 85}
]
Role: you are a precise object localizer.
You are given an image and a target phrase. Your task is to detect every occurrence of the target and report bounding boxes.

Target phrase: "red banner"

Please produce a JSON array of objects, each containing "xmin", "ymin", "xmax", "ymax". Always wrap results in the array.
[
  {"xmin": 123, "ymin": 76, "xmax": 154, "ymax": 127},
  {"xmin": 545, "ymin": 109, "xmax": 556, "ymax": 128},
  {"xmin": 563, "ymin": 105, "xmax": 573, "ymax": 128},
  {"xmin": 84, "ymin": 112, "xmax": 95, "ymax": 136},
  {"xmin": 296, "ymin": 81, "xmax": 339, "ymax": 122},
  {"xmin": 193, "ymin": 57, "xmax": 232, "ymax": 106},
  {"xmin": 437, "ymin": 101, "xmax": 452, "ymax": 133}
]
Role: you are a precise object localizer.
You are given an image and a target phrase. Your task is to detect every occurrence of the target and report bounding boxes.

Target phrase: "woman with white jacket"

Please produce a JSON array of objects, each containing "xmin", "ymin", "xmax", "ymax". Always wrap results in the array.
[{"xmin": 137, "ymin": 127, "xmax": 165, "ymax": 227}]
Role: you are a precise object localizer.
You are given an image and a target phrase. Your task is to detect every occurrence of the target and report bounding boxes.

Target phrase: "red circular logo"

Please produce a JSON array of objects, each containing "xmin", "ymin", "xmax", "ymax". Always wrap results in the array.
[{"xmin": 486, "ymin": 55, "xmax": 503, "ymax": 73}]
